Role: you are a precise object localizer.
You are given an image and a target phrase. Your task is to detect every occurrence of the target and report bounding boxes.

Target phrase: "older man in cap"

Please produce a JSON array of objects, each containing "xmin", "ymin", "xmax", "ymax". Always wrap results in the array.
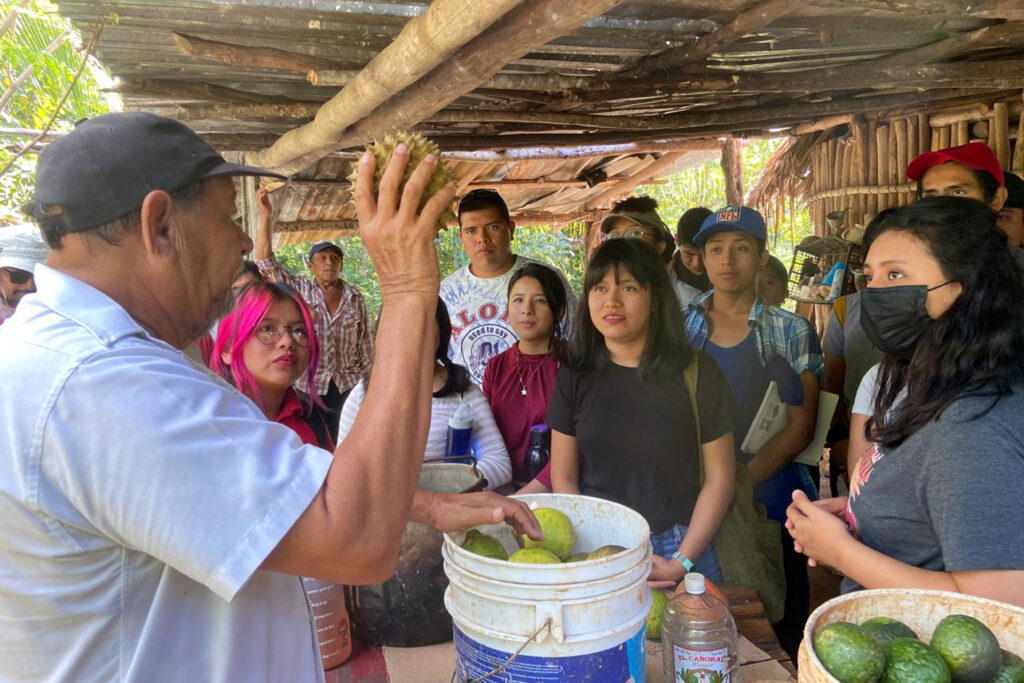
[
  {"xmin": 0, "ymin": 223, "xmax": 47, "ymax": 324},
  {"xmin": 0, "ymin": 113, "xmax": 538, "ymax": 682},
  {"xmin": 252, "ymin": 189, "xmax": 372, "ymax": 440}
]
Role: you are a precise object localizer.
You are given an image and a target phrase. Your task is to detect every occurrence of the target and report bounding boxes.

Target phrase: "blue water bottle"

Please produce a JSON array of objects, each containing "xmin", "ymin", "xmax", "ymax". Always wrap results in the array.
[{"xmin": 445, "ymin": 401, "xmax": 474, "ymax": 463}]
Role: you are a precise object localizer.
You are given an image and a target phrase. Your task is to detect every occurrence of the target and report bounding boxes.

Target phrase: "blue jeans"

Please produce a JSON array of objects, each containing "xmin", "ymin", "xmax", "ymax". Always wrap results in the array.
[{"xmin": 650, "ymin": 523, "xmax": 723, "ymax": 583}]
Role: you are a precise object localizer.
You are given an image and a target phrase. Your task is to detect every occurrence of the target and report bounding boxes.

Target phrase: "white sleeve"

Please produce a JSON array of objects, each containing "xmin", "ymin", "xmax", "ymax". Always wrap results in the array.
[
  {"xmin": 336, "ymin": 380, "xmax": 366, "ymax": 442},
  {"xmin": 44, "ymin": 350, "xmax": 332, "ymax": 602},
  {"xmin": 852, "ymin": 364, "xmax": 880, "ymax": 417},
  {"xmin": 466, "ymin": 386, "xmax": 512, "ymax": 490}
]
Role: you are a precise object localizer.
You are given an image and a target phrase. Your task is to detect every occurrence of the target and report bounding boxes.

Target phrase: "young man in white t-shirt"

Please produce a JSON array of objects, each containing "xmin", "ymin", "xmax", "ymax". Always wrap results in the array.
[{"xmin": 440, "ymin": 189, "xmax": 576, "ymax": 386}]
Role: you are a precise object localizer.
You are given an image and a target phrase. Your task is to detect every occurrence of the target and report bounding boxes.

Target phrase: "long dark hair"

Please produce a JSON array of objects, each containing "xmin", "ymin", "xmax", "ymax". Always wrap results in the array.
[
  {"xmin": 572, "ymin": 238, "xmax": 693, "ymax": 377},
  {"xmin": 364, "ymin": 298, "xmax": 470, "ymax": 399},
  {"xmin": 507, "ymin": 262, "xmax": 569, "ymax": 359},
  {"xmin": 869, "ymin": 197, "xmax": 1024, "ymax": 448},
  {"xmin": 434, "ymin": 298, "xmax": 471, "ymax": 398}
]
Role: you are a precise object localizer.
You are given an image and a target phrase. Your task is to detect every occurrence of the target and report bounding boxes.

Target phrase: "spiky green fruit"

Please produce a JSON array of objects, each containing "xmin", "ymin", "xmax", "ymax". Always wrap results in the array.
[{"xmin": 348, "ymin": 131, "xmax": 457, "ymax": 232}]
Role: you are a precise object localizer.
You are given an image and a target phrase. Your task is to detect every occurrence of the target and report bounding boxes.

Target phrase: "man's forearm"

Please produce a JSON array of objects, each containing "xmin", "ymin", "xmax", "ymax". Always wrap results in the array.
[
  {"xmin": 328, "ymin": 296, "xmax": 435, "ymax": 563},
  {"xmin": 747, "ymin": 418, "xmax": 814, "ymax": 485},
  {"xmin": 253, "ymin": 214, "xmax": 274, "ymax": 261}
]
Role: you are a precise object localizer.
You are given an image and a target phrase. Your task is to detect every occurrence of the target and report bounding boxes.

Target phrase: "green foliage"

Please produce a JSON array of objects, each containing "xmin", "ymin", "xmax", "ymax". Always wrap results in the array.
[
  {"xmin": 644, "ymin": 138, "xmax": 814, "ymax": 265},
  {"xmin": 1, "ymin": 0, "xmax": 112, "ymax": 223}
]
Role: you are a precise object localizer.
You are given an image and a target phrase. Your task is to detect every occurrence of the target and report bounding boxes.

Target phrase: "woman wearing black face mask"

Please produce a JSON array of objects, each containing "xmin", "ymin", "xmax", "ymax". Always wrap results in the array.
[{"xmin": 786, "ymin": 196, "xmax": 1024, "ymax": 607}]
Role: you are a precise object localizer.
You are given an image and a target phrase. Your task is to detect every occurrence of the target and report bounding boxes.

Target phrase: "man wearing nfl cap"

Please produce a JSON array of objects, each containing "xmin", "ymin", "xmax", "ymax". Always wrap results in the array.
[
  {"xmin": 684, "ymin": 205, "xmax": 824, "ymax": 658},
  {"xmin": 253, "ymin": 189, "xmax": 372, "ymax": 442},
  {"xmin": 0, "ymin": 113, "xmax": 539, "ymax": 681},
  {"xmin": 0, "ymin": 223, "xmax": 47, "ymax": 324}
]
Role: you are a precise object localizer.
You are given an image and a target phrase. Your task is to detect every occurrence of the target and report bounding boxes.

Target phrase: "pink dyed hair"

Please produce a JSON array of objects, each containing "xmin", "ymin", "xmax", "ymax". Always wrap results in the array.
[{"xmin": 209, "ymin": 281, "xmax": 321, "ymax": 411}]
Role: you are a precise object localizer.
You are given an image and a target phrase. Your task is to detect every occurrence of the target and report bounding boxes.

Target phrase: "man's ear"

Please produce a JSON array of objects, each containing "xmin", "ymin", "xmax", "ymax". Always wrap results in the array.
[
  {"xmin": 220, "ymin": 349, "xmax": 232, "ymax": 366},
  {"xmin": 992, "ymin": 186, "xmax": 1009, "ymax": 212},
  {"xmin": 139, "ymin": 190, "xmax": 177, "ymax": 258},
  {"xmin": 508, "ymin": 220, "xmax": 516, "ymax": 241}
]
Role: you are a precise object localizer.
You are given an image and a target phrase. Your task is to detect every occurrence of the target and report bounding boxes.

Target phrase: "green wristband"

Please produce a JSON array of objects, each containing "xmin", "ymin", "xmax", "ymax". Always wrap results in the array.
[{"xmin": 670, "ymin": 552, "xmax": 694, "ymax": 572}]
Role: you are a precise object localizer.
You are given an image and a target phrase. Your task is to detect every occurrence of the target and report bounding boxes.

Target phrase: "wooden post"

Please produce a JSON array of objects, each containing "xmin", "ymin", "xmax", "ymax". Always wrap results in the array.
[
  {"xmin": 993, "ymin": 102, "xmax": 1011, "ymax": 170},
  {"xmin": 888, "ymin": 124, "xmax": 898, "ymax": 206},
  {"xmin": 722, "ymin": 138, "xmax": 744, "ymax": 205},
  {"xmin": 938, "ymin": 125, "xmax": 951, "ymax": 150},
  {"xmin": 917, "ymin": 113, "xmax": 930, "ymax": 154},
  {"xmin": 876, "ymin": 125, "xmax": 890, "ymax": 210},
  {"xmin": 867, "ymin": 120, "xmax": 879, "ymax": 217},
  {"xmin": 896, "ymin": 119, "xmax": 910, "ymax": 206},
  {"xmin": 1014, "ymin": 92, "xmax": 1024, "ymax": 173},
  {"xmin": 955, "ymin": 120, "xmax": 969, "ymax": 146}
]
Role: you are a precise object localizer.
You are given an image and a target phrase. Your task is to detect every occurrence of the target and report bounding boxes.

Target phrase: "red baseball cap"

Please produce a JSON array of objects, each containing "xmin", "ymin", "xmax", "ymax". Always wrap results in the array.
[{"xmin": 906, "ymin": 141, "xmax": 1004, "ymax": 186}]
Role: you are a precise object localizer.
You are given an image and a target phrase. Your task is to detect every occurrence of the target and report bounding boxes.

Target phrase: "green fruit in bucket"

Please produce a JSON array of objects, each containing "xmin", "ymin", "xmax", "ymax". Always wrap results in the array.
[
  {"xmin": 587, "ymin": 545, "xmax": 627, "ymax": 560},
  {"xmin": 565, "ymin": 552, "xmax": 591, "ymax": 563},
  {"xmin": 881, "ymin": 638, "xmax": 951, "ymax": 683},
  {"xmin": 508, "ymin": 548, "xmax": 561, "ymax": 564},
  {"xmin": 647, "ymin": 589, "xmax": 670, "ymax": 640},
  {"xmin": 930, "ymin": 615, "xmax": 1001, "ymax": 683},
  {"xmin": 521, "ymin": 508, "xmax": 577, "ymax": 560},
  {"xmin": 461, "ymin": 530, "xmax": 508, "ymax": 561}
]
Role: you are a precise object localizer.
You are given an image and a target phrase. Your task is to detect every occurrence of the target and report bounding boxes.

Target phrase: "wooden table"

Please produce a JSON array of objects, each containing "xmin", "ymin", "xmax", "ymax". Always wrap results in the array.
[{"xmin": 327, "ymin": 582, "xmax": 794, "ymax": 682}]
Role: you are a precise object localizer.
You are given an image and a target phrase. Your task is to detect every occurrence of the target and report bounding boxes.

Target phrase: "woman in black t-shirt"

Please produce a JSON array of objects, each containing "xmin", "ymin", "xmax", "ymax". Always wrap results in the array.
[{"xmin": 548, "ymin": 239, "xmax": 737, "ymax": 583}]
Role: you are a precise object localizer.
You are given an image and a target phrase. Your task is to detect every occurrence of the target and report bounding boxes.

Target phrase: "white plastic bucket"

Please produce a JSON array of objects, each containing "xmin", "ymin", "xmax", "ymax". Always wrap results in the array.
[{"xmin": 443, "ymin": 493, "xmax": 653, "ymax": 681}]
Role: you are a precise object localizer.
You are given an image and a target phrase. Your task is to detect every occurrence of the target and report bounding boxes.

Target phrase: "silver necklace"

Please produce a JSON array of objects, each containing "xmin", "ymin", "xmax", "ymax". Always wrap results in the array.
[{"xmin": 514, "ymin": 351, "xmax": 546, "ymax": 396}]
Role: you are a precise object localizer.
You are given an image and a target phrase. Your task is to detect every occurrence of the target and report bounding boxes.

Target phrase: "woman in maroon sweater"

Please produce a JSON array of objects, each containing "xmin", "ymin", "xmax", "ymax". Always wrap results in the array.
[{"xmin": 482, "ymin": 263, "xmax": 568, "ymax": 491}]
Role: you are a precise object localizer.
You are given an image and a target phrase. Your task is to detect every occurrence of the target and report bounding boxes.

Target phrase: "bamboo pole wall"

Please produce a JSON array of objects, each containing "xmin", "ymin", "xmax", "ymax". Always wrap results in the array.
[{"xmin": 805, "ymin": 92, "xmax": 1024, "ymax": 237}]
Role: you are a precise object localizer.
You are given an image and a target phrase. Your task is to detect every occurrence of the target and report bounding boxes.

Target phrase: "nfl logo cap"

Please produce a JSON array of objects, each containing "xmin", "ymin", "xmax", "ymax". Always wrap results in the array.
[
  {"xmin": 25, "ymin": 112, "xmax": 285, "ymax": 233},
  {"xmin": 694, "ymin": 205, "xmax": 767, "ymax": 246}
]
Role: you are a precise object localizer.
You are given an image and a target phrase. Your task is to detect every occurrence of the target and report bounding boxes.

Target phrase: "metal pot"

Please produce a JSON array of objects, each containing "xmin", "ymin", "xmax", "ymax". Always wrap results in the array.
[{"xmin": 345, "ymin": 462, "xmax": 485, "ymax": 647}]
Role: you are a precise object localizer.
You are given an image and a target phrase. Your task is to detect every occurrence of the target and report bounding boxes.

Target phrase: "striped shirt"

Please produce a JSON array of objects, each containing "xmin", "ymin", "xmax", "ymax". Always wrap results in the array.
[
  {"xmin": 337, "ymin": 379, "xmax": 512, "ymax": 491},
  {"xmin": 255, "ymin": 256, "xmax": 373, "ymax": 396}
]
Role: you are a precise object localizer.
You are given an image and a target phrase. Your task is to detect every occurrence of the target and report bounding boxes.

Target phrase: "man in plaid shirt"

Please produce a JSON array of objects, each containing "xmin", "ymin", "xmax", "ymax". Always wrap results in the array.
[{"xmin": 253, "ymin": 189, "xmax": 372, "ymax": 441}]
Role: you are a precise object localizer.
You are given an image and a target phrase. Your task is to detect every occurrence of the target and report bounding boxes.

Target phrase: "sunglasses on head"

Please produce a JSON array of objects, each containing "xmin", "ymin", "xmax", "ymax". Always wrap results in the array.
[{"xmin": 3, "ymin": 268, "xmax": 32, "ymax": 285}]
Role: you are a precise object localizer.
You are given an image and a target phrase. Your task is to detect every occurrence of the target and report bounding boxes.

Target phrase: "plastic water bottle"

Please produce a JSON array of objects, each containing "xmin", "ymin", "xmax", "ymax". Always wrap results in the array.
[
  {"xmin": 662, "ymin": 573, "xmax": 740, "ymax": 683},
  {"xmin": 301, "ymin": 577, "xmax": 352, "ymax": 671},
  {"xmin": 828, "ymin": 261, "xmax": 846, "ymax": 299},
  {"xmin": 445, "ymin": 401, "xmax": 473, "ymax": 460},
  {"xmin": 524, "ymin": 424, "xmax": 551, "ymax": 481}
]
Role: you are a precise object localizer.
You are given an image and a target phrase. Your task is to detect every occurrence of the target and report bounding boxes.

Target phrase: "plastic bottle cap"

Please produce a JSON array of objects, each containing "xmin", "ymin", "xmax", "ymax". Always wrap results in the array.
[
  {"xmin": 684, "ymin": 572, "xmax": 705, "ymax": 595},
  {"xmin": 448, "ymin": 402, "xmax": 473, "ymax": 429}
]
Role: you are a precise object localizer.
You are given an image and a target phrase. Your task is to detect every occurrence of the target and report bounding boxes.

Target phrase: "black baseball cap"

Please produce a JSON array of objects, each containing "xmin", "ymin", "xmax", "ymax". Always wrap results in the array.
[
  {"xmin": 308, "ymin": 241, "xmax": 343, "ymax": 260},
  {"xmin": 1003, "ymin": 171, "xmax": 1024, "ymax": 209},
  {"xmin": 26, "ymin": 112, "xmax": 284, "ymax": 232}
]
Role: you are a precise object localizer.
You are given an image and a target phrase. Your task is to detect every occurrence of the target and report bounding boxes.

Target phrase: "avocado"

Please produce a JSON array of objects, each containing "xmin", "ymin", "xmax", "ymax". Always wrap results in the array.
[
  {"xmin": 460, "ymin": 530, "xmax": 508, "ymax": 560},
  {"xmin": 862, "ymin": 617, "xmax": 918, "ymax": 645},
  {"xmin": 647, "ymin": 589, "xmax": 670, "ymax": 640},
  {"xmin": 929, "ymin": 615, "xmax": 1001, "ymax": 683},
  {"xmin": 881, "ymin": 638, "xmax": 951, "ymax": 683},
  {"xmin": 586, "ymin": 545, "xmax": 627, "ymax": 560},
  {"xmin": 814, "ymin": 621, "xmax": 886, "ymax": 683},
  {"xmin": 564, "ymin": 552, "xmax": 591, "ymax": 563},
  {"xmin": 508, "ymin": 548, "xmax": 561, "ymax": 564},
  {"xmin": 992, "ymin": 650, "xmax": 1024, "ymax": 683}
]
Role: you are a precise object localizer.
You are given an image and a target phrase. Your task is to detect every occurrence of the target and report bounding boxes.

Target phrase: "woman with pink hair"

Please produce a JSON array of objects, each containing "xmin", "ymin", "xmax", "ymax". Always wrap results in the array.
[{"xmin": 210, "ymin": 280, "xmax": 334, "ymax": 451}]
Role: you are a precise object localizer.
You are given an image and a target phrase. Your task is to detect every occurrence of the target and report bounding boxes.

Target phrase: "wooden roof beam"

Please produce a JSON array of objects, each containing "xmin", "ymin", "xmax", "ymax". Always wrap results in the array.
[
  {"xmin": 171, "ymin": 33, "xmax": 358, "ymax": 73},
  {"xmin": 585, "ymin": 151, "xmax": 689, "ymax": 209},
  {"xmin": 245, "ymin": 0, "xmax": 524, "ymax": 176},
  {"xmin": 284, "ymin": 0, "xmax": 629, "ymax": 172},
  {"xmin": 607, "ymin": 0, "xmax": 799, "ymax": 83},
  {"xmin": 874, "ymin": 21, "xmax": 1024, "ymax": 67}
]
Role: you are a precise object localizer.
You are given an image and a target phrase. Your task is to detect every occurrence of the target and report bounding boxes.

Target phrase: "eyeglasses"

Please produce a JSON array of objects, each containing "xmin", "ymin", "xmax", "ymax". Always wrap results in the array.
[
  {"xmin": 602, "ymin": 230, "xmax": 656, "ymax": 243},
  {"xmin": 2, "ymin": 268, "xmax": 33, "ymax": 285},
  {"xmin": 254, "ymin": 323, "xmax": 311, "ymax": 347}
]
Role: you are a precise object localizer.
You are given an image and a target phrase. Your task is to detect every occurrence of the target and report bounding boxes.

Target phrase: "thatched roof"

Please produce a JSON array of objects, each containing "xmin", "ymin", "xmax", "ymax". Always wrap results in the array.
[{"xmin": 50, "ymin": 0, "xmax": 1024, "ymax": 238}]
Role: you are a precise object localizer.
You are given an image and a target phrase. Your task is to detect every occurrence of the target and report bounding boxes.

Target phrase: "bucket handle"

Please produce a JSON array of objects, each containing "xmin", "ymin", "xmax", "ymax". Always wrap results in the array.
[{"xmin": 452, "ymin": 618, "xmax": 553, "ymax": 683}]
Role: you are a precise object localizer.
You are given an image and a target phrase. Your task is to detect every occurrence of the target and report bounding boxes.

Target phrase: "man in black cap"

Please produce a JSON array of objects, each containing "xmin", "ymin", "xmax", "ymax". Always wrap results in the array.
[
  {"xmin": 253, "ymin": 189, "xmax": 372, "ymax": 440},
  {"xmin": 672, "ymin": 207, "xmax": 713, "ymax": 294},
  {"xmin": 1, "ymin": 113, "xmax": 538, "ymax": 681}
]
